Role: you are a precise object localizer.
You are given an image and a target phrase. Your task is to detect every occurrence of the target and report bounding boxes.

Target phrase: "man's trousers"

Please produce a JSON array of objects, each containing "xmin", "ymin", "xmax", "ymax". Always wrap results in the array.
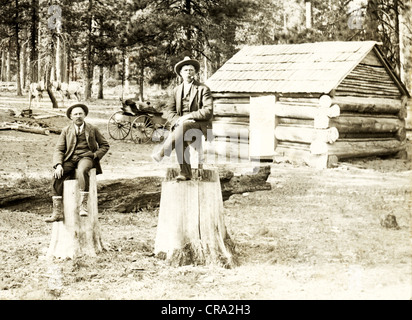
[{"xmin": 52, "ymin": 157, "xmax": 94, "ymax": 196}]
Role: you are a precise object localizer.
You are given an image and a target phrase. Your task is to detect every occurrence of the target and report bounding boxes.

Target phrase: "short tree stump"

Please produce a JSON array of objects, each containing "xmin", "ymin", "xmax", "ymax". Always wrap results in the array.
[
  {"xmin": 154, "ymin": 168, "xmax": 237, "ymax": 268},
  {"xmin": 46, "ymin": 169, "xmax": 104, "ymax": 259}
]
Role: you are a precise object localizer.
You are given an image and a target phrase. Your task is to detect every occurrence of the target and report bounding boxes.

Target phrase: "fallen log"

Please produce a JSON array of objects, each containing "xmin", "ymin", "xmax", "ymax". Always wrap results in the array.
[
  {"xmin": 97, "ymin": 177, "xmax": 163, "ymax": 213},
  {"xmin": 98, "ymin": 166, "xmax": 271, "ymax": 212},
  {"xmin": 5, "ymin": 122, "xmax": 50, "ymax": 135},
  {"xmin": 0, "ymin": 167, "xmax": 272, "ymax": 213},
  {"xmin": 15, "ymin": 126, "xmax": 50, "ymax": 135},
  {"xmin": 32, "ymin": 114, "xmax": 61, "ymax": 120}
]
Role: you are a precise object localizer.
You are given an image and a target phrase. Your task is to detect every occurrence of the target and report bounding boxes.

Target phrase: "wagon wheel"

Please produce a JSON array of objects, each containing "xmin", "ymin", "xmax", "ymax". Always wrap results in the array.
[
  {"xmin": 131, "ymin": 115, "xmax": 155, "ymax": 144},
  {"xmin": 107, "ymin": 111, "xmax": 131, "ymax": 140},
  {"xmin": 152, "ymin": 120, "xmax": 171, "ymax": 143}
]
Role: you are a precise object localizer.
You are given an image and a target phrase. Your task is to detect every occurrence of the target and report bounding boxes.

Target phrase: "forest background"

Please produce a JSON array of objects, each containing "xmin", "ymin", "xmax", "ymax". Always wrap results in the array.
[{"xmin": 0, "ymin": 0, "xmax": 411, "ymax": 104}]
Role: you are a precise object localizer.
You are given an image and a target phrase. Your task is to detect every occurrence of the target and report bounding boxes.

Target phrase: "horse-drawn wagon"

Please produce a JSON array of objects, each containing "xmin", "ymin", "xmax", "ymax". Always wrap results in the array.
[{"xmin": 107, "ymin": 99, "xmax": 170, "ymax": 144}]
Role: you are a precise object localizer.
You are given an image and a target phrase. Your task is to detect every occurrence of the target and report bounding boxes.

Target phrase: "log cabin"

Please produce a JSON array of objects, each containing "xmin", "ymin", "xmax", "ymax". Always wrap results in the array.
[{"xmin": 205, "ymin": 41, "xmax": 410, "ymax": 168}]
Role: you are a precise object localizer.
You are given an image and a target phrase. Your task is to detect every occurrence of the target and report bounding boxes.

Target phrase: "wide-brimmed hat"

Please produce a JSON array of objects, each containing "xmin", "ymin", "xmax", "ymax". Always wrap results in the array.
[
  {"xmin": 174, "ymin": 56, "xmax": 200, "ymax": 76},
  {"xmin": 66, "ymin": 103, "xmax": 89, "ymax": 119}
]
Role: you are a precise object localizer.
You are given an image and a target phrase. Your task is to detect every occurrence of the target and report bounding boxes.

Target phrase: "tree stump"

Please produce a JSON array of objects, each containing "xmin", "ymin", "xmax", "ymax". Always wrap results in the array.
[
  {"xmin": 47, "ymin": 169, "xmax": 104, "ymax": 259},
  {"xmin": 154, "ymin": 168, "xmax": 237, "ymax": 268}
]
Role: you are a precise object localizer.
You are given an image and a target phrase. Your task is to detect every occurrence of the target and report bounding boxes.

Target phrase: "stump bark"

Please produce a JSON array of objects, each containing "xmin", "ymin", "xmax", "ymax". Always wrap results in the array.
[
  {"xmin": 47, "ymin": 169, "xmax": 104, "ymax": 259},
  {"xmin": 154, "ymin": 168, "xmax": 237, "ymax": 268}
]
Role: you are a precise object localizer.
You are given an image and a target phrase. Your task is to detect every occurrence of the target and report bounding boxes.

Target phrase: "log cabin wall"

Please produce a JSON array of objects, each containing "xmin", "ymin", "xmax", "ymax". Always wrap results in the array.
[
  {"xmin": 335, "ymin": 50, "xmax": 401, "ymax": 99},
  {"xmin": 211, "ymin": 90, "xmax": 407, "ymax": 167},
  {"xmin": 211, "ymin": 93, "xmax": 325, "ymax": 164},
  {"xmin": 206, "ymin": 42, "xmax": 409, "ymax": 167},
  {"xmin": 211, "ymin": 93, "xmax": 251, "ymax": 162},
  {"xmin": 329, "ymin": 49, "xmax": 407, "ymax": 161}
]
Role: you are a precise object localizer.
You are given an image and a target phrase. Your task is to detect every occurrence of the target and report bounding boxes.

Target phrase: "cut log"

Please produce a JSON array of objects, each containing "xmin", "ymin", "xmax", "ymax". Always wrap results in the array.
[
  {"xmin": 274, "ymin": 102, "xmax": 318, "ymax": 119},
  {"xmin": 328, "ymin": 139, "xmax": 406, "ymax": 159},
  {"xmin": 212, "ymin": 121, "xmax": 249, "ymax": 138},
  {"xmin": 277, "ymin": 97, "xmax": 320, "ymax": 105},
  {"xmin": 319, "ymin": 95, "xmax": 332, "ymax": 108},
  {"xmin": 331, "ymin": 96, "xmax": 402, "ymax": 114},
  {"xmin": 213, "ymin": 116, "xmax": 249, "ymax": 124},
  {"xmin": 338, "ymin": 132, "xmax": 396, "ymax": 139},
  {"xmin": 154, "ymin": 168, "xmax": 237, "ymax": 268},
  {"xmin": 275, "ymin": 125, "xmax": 339, "ymax": 144},
  {"xmin": 213, "ymin": 97, "xmax": 250, "ymax": 105},
  {"xmin": 278, "ymin": 118, "xmax": 314, "ymax": 126},
  {"xmin": 32, "ymin": 114, "xmax": 61, "ymax": 120},
  {"xmin": 47, "ymin": 169, "xmax": 104, "ymax": 259},
  {"xmin": 219, "ymin": 165, "xmax": 271, "ymax": 200},
  {"xmin": 330, "ymin": 115, "xmax": 403, "ymax": 133},
  {"xmin": 214, "ymin": 103, "xmax": 250, "ymax": 116},
  {"xmin": 15, "ymin": 126, "xmax": 50, "ymax": 135},
  {"xmin": 334, "ymin": 91, "xmax": 400, "ymax": 99},
  {"xmin": 6, "ymin": 123, "xmax": 50, "ymax": 135}
]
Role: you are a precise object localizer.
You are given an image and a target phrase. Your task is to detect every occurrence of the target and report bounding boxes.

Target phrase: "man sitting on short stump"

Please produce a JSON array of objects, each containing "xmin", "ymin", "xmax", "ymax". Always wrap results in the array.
[{"xmin": 45, "ymin": 104, "xmax": 110, "ymax": 223}]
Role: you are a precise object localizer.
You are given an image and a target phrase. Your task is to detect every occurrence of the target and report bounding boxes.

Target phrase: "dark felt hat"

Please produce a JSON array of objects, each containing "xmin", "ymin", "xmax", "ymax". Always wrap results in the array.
[
  {"xmin": 66, "ymin": 103, "xmax": 89, "ymax": 119},
  {"xmin": 174, "ymin": 56, "xmax": 200, "ymax": 76}
]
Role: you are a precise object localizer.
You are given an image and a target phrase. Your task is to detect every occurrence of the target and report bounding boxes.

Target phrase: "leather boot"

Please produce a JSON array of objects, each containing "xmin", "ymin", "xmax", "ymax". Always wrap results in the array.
[
  {"xmin": 79, "ymin": 191, "xmax": 89, "ymax": 216},
  {"xmin": 45, "ymin": 196, "xmax": 63, "ymax": 223}
]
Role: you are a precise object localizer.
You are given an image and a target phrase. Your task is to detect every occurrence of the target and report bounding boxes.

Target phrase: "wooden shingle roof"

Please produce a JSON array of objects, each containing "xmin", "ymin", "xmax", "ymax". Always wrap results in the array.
[{"xmin": 206, "ymin": 41, "xmax": 407, "ymax": 95}]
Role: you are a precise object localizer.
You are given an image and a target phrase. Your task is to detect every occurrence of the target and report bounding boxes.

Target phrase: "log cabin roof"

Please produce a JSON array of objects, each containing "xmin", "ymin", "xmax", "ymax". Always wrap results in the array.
[{"xmin": 206, "ymin": 41, "xmax": 409, "ymax": 97}]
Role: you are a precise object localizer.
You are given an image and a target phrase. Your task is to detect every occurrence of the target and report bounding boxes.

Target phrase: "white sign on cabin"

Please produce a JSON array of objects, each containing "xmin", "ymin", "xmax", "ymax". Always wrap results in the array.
[{"xmin": 249, "ymin": 96, "xmax": 276, "ymax": 160}]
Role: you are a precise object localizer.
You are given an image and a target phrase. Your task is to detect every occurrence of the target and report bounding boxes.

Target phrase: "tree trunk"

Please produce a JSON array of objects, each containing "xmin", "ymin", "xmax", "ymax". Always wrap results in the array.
[
  {"xmin": 46, "ymin": 60, "xmax": 58, "ymax": 109},
  {"xmin": 47, "ymin": 169, "xmax": 104, "ymax": 259},
  {"xmin": 1, "ymin": 50, "xmax": 5, "ymax": 81},
  {"xmin": 154, "ymin": 168, "xmax": 238, "ymax": 268},
  {"xmin": 55, "ymin": 36, "xmax": 62, "ymax": 84},
  {"xmin": 37, "ymin": 20, "xmax": 41, "ymax": 82},
  {"xmin": 139, "ymin": 62, "xmax": 144, "ymax": 101},
  {"xmin": 14, "ymin": 0, "xmax": 22, "ymax": 96},
  {"xmin": 6, "ymin": 50, "xmax": 11, "ymax": 82},
  {"xmin": 84, "ymin": 0, "xmax": 93, "ymax": 100},
  {"xmin": 124, "ymin": 54, "xmax": 129, "ymax": 95},
  {"xmin": 44, "ymin": 31, "xmax": 59, "ymax": 109},
  {"xmin": 98, "ymin": 65, "xmax": 104, "ymax": 99},
  {"xmin": 20, "ymin": 37, "xmax": 27, "ymax": 90}
]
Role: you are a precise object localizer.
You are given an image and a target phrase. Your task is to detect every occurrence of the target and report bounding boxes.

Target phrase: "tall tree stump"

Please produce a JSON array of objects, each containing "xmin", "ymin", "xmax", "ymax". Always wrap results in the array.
[
  {"xmin": 154, "ymin": 168, "xmax": 237, "ymax": 268},
  {"xmin": 47, "ymin": 169, "xmax": 104, "ymax": 259}
]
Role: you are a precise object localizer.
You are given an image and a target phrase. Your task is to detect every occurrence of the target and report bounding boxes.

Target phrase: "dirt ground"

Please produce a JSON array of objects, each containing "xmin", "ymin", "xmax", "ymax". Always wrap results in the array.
[{"xmin": 0, "ymin": 93, "xmax": 411, "ymax": 300}]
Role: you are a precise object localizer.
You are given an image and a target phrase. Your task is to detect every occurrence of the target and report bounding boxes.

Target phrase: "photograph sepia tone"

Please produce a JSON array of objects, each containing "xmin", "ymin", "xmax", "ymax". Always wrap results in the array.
[{"xmin": 0, "ymin": 0, "xmax": 411, "ymax": 302}]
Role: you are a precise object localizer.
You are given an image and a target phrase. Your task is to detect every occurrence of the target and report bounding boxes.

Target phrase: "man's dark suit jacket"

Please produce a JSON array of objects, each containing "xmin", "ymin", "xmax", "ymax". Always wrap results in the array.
[
  {"xmin": 165, "ymin": 80, "xmax": 213, "ymax": 138},
  {"xmin": 53, "ymin": 122, "xmax": 110, "ymax": 174}
]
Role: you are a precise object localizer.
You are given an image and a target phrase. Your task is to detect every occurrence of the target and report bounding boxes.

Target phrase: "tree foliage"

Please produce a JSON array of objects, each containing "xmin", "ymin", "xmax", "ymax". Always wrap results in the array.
[{"xmin": 0, "ymin": 0, "xmax": 411, "ymax": 98}]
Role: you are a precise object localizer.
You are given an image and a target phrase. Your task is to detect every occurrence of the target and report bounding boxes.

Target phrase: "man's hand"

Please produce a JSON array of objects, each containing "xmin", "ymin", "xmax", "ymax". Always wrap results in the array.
[
  {"xmin": 81, "ymin": 151, "xmax": 96, "ymax": 159},
  {"xmin": 176, "ymin": 114, "xmax": 194, "ymax": 125},
  {"xmin": 54, "ymin": 164, "xmax": 64, "ymax": 179}
]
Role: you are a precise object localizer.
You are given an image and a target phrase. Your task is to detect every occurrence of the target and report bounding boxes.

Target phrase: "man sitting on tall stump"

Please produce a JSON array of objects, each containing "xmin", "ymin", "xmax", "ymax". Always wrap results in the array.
[
  {"xmin": 151, "ymin": 56, "xmax": 213, "ymax": 181},
  {"xmin": 45, "ymin": 103, "xmax": 110, "ymax": 223}
]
